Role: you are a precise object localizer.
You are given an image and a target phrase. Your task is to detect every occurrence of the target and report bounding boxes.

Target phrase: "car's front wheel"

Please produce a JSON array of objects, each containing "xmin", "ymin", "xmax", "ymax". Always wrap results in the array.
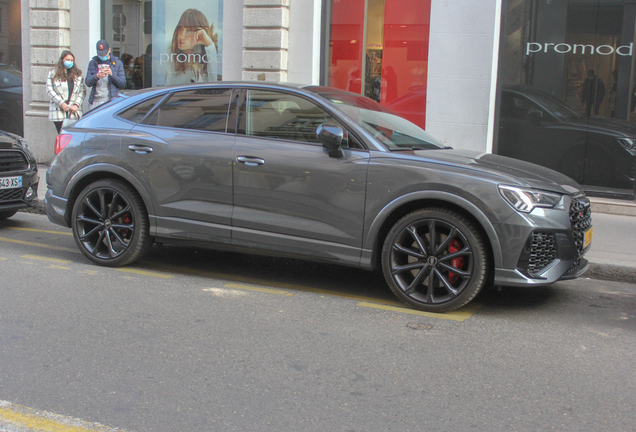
[
  {"xmin": 381, "ymin": 208, "xmax": 489, "ymax": 312},
  {"xmin": 72, "ymin": 179, "xmax": 150, "ymax": 266}
]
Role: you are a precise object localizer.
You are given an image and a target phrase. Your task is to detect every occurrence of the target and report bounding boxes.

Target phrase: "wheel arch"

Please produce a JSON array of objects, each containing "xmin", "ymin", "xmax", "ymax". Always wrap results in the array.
[
  {"xmin": 62, "ymin": 163, "xmax": 155, "ymax": 227},
  {"xmin": 364, "ymin": 191, "xmax": 502, "ymax": 272}
]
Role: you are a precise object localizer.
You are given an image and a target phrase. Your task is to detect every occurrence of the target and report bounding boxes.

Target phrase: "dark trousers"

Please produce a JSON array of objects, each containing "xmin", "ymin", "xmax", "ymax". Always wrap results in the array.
[{"xmin": 54, "ymin": 121, "xmax": 63, "ymax": 134}]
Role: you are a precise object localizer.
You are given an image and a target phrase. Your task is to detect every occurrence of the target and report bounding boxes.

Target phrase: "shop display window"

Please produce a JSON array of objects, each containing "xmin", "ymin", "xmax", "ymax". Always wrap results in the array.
[
  {"xmin": 497, "ymin": 0, "xmax": 636, "ymax": 198},
  {"xmin": 326, "ymin": 0, "xmax": 431, "ymax": 129}
]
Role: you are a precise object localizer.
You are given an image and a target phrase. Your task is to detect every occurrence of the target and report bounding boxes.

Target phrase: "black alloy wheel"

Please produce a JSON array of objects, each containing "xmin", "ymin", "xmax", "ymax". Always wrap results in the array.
[
  {"xmin": 72, "ymin": 179, "xmax": 150, "ymax": 266},
  {"xmin": 382, "ymin": 208, "xmax": 488, "ymax": 312}
]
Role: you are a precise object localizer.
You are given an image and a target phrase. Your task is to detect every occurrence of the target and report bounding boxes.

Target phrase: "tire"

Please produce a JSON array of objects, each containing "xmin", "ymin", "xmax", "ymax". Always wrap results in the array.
[
  {"xmin": 381, "ymin": 208, "xmax": 489, "ymax": 312},
  {"xmin": 71, "ymin": 179, "xmax": 151, "ymax": 267},
  {"xmin": 0, "ymin": 210, "xmax": 18, "ymax": 220}
]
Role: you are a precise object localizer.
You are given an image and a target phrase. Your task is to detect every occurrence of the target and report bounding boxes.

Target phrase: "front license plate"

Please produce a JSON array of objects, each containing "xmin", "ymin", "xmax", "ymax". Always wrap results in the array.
[
  {"xmin": 0, "ymin": 176, "xmax": 22, "ymax": 189},
  {"xmin": 584, "ymin": 226, "xmax": 593, "ymax": 249}
]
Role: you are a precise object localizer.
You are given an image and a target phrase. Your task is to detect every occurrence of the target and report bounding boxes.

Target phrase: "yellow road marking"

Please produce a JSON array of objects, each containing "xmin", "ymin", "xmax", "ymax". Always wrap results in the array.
[
  {"xmin": 2, "ymin": 236, "xmax": 481, "ymax": 321},
  {"xmin": 357, "ymin": 301, "xmax": 484, "ymax": 321},
  {"xmin": 0, "ymin": 400, "xmax": 123, "ymax": 432},
  {"xmin": 223, "ymin": 283, "xmax": 288, "ymax": 295},
  {"xmin": 0, "ymin": 236, "xmax": 79, "ymax": 253},
  {"xmin": 116, "ymin": 268, "xmax": 174, "ymax": 279},
  {"xmin": 20, "ymin": 254, "xmax": 72, "ymax": 264},
  {"xmin": 8, "ymin": 227, "xmax": 73, "ymax": 236},
  {"xmin": 49, "ymin": 265, "xmax": 71, "ymax": 270},
  {"xmin": 143, "ymin": 262, "xmax": 405, "ymax": 307}
]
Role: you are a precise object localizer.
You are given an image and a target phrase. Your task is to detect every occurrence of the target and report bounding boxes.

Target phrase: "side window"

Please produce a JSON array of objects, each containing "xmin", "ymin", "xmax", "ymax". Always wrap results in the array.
[
  {"xmin": 154, "ymin": 88, "xmax": 233, "ymax": 133},
  {"xmin": 118, "ymin": 95, "xmax": 165, "ymax": 123},
  {"xmin": 243, "ymin": 90, "xmax": 354, "ymax": 146}
]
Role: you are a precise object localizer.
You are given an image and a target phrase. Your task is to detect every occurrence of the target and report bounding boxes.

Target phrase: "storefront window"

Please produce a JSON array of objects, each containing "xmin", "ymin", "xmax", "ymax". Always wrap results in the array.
[
  {"xmin": 325, "ymin": 0, "xmax": 431, "ymax": 128},
  {"xmin": 101, "ymin": 0, "xmax": 223, "ymax": 90},
  {"xmin": 0, "ymin": 0, "xmax": 23, "ymax": 136},
  {"xmin": 497, "ymin": 0, "xmax": 636, "ymax": 198}
]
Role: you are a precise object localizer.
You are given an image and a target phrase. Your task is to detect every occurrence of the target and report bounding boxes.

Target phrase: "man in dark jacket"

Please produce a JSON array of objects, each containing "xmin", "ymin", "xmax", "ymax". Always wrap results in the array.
[
  {"xmin": 581, "ymin": 69, "xmax": 606, "ymax": 116},
  {"xmin": 85, "ymin": 40, "xmax": 126, "ymax": 110}
]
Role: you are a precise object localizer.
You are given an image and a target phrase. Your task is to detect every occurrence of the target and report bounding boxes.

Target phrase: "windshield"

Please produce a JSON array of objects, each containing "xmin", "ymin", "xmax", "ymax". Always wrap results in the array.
[{"xmin": 310, "ymin": 89, "xmax": 444, "ymax": 151}]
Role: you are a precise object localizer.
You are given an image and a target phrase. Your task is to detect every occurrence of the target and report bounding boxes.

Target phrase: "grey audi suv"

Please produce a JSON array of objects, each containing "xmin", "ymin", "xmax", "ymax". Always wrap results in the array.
[{"xmin": 44, "ymin": 83, "xmax": 592, "ymax": 312}]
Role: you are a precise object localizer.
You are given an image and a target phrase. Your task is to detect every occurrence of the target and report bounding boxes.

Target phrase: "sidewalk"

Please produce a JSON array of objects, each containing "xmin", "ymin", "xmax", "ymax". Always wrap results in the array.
[{"xmin": 30, "ymin": 164, "xmax": 636, "ymax": 284}]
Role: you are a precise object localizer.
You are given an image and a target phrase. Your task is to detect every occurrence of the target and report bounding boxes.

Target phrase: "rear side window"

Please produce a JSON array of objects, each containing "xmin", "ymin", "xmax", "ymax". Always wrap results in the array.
[
  {"xmin": 118, "ymin": 95, "xmax": 165, "ymax": 123},
  {"xmin": 152, "ymin": 88, "xmax": 233, "ymax": 133}
]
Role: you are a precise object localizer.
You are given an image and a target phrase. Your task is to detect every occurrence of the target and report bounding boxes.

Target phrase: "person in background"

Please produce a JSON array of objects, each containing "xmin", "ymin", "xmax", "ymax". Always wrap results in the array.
[
  {"xmin": 120, "ymin": 53, "xmax": 135, "ymax": 89},
  {"xmin": 85, "ymin": 40, "xmax": 126, "ymax": 110},
  {"xmin": 582, "ymin": 69, "xmax": 606, "ymax": 116},
  {"xmin": 46, "ymin": 50, "xmax": 86, "ymax": 133}
]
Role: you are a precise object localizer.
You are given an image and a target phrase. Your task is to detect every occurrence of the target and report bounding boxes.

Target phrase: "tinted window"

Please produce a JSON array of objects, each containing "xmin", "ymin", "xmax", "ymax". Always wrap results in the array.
[
  {"xmin": 243, "ymin": 90, "xmax": 346, "ymax": 144},
  {"xmin": 155, "ymin": 88, "xmax": 233, "ymax": 133},
  {"xmin": 118, "ymin": 95, "xmax": 165, "ymax": 123}
]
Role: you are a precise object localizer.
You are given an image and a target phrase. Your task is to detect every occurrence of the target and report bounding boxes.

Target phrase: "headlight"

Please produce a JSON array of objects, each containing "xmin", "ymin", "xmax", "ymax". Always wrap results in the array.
[
  {"xmin": 618, "ymin": 138, "xmax": 636, "ymax": 154},
  {"xmin": 498, "ymin": 185, "xmax": 562, "ymax": 213}
]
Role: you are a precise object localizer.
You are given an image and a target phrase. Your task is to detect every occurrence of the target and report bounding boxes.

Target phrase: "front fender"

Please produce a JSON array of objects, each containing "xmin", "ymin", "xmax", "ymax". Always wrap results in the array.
[{"xmin": 363, "ymin": 190, "xmax": 503, "ymax": 269}]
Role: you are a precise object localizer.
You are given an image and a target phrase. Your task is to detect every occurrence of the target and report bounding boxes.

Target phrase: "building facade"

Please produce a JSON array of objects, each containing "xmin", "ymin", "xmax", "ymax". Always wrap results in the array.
[{"xmin": 14, "ymin": 0, "xmax": 636, "ymax": 199}]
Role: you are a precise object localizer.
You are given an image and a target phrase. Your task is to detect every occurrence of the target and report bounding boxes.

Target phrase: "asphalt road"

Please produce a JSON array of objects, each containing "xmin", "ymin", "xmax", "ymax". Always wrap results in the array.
[{"xmin": 1, "ymin": 212, "xmax": 635, "ymax": 431}]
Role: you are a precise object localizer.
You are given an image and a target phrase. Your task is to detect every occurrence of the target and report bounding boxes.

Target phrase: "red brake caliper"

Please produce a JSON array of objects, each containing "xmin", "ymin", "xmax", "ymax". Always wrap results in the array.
[
  {"xmin": 448, "ymin": 239, "xmax": 465, "ymax": 285},
  {"xmin": 122, "ymin": 214, "xmax": 132, "ymax": 237}
]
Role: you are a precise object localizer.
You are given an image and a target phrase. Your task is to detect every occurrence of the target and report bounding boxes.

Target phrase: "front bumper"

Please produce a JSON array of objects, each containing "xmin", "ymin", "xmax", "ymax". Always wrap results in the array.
[
  {"xmin": 0, "ymin": 174, "xmax": 39, "ymax": 212},
  {"xmin": 493, "ymin": 195, "xmax": 592, "ymax": 287}
]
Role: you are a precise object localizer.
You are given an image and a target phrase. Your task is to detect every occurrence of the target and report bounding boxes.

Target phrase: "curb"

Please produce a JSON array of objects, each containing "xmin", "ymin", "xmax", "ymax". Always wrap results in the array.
[{"xmin": 585, "ymin": 262, "xmax": 636, "ymax": 285}]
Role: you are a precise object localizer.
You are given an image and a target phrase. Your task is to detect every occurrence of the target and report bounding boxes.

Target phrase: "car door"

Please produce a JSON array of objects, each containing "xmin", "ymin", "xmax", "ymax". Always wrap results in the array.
[
  {"xmin": 122, "ymin": 87, "xmax": 237, "ymax": 241},
  {"xmin": 231, "ymin": 88, "xmax": 370, "ymax": 265}
]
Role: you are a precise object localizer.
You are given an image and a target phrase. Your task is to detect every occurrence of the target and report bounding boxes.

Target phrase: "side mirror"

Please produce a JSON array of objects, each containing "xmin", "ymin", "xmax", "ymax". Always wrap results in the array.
[
  {"xmin": 526, "ymin": 110, "xmax": 543, "ymax": 126},
  {"xmin": 316, "ymin": 123, "xmax": 344, "ymax": 158}
]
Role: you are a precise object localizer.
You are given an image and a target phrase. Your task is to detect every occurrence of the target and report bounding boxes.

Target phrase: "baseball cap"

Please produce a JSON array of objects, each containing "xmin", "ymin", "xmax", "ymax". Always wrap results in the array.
[{"xmin": 96, "ymin": 40, "xmax": 109, "ymax": 56}]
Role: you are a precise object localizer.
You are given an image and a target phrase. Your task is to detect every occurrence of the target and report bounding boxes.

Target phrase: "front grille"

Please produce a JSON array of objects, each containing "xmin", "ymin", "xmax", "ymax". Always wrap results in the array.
[
  {"xmin": 0, "ymin": 187, "xmax": 24, "ymax": 202},
  {"xmin": 527, "ymin": 232, "xmax": 557, "ymax": 276},
  {"xmin": 570, "ymin": 199, "xmax": 592, "ymax": 254},
  {"xmin": 0, "ymin": 150, "xmax": 28, "ymax": 173}
]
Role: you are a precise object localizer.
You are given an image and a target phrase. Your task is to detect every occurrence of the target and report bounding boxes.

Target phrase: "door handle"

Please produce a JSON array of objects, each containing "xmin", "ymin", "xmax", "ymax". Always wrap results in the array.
[
  {"xmin": 237, "ymin": 156, "xmax": 265, "ymax": 167},
  {"xmin": 128, "ymin": 145, "xmax": 154, "ymax": 154}
]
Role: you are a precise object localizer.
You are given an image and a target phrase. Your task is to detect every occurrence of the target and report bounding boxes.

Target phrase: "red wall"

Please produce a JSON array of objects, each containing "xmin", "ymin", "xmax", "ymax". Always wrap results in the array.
[{"xmin": 329, "ymin": 0, "xmax": 431, "ymax": 128}]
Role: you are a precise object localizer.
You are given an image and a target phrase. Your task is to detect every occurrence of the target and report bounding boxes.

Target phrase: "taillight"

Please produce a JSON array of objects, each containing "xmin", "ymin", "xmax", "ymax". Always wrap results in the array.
[{"xmin": 55, "ymin": 134, "xmax": 72, "ymax": 154}]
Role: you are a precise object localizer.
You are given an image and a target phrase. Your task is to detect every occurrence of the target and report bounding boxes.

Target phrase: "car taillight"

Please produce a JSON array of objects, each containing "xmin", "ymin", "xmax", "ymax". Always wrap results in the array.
[{"xmin": 55, "ymin": 134, "xmax": 72, "ymax": 154}]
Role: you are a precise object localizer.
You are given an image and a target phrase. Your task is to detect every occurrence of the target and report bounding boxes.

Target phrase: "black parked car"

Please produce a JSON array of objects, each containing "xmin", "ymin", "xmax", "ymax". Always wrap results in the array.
[
  {"xmin": 45, "ymin": 83, "xmax": 592, "ymax": 312},
  {"xmin": 498, "ymin": 84, "xmax": 636, "ymax": 195},
  {"xmin": 0, "ymin": 64, "xmax": 24, "ymax": 137},
  {"xmin": 0, "ymin": 131, "xmax": 39, "ymax": 219}
]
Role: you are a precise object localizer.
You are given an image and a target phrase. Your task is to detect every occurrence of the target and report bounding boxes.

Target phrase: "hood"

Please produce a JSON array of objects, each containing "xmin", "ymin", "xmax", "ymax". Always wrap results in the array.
[
  {"xmin": 411, "ymin": 149, "xmax": 583, "ymax": 195},
  {"xmin": 0, "ymin": 130, "xmax": 22, "ymax": 147}
]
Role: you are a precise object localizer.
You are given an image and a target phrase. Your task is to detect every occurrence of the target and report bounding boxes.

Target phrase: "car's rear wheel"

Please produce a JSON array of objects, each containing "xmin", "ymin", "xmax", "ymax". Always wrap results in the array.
[
  {"xmin": 72, "ymin": 179, "xmax": 150, "ymax": 267},
  {"xmin": 0, "ymin": 210, "xmax": 18, "ymax": 220},
  {"xmin": 381, "ymin": 208, "xmax": 489, "ymax": 312}
]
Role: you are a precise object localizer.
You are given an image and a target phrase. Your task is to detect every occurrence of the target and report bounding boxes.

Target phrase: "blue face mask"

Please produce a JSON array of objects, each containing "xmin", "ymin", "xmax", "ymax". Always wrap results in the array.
[
  {"xmin": 98, "ymin": 54, "xmax": 109, "ymax": 62},
  {"xmin": 63, "ymin": 60, "xmax": 74, "ymax": 69}
]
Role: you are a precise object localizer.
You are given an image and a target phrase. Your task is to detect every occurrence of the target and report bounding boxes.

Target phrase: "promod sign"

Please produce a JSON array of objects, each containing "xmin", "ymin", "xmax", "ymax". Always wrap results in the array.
[{"xmin": 526, "ymin": 42, "xmax": 633, "ymax": 56}]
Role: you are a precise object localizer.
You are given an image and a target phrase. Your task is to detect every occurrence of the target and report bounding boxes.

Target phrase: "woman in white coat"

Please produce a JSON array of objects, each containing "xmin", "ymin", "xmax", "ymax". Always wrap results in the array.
[{"xmin": 46, "ymin": 50, "xmax": 86, "ymax": 133}]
